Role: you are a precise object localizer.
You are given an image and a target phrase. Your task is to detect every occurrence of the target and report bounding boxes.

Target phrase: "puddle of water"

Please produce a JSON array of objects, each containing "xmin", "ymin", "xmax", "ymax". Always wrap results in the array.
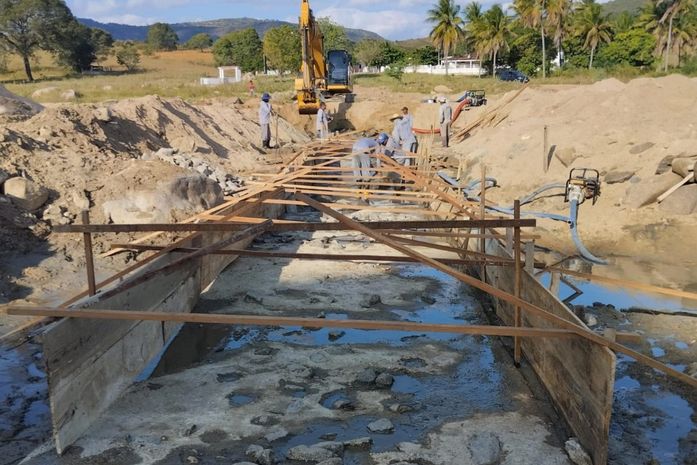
[
  {"xmin": 537, "ymin": 272, "xmax": 697, "ymax": 315},
  {"xmin": 226, "ymin": 393, "xmax": 256, "ymax": 407},
  {"xmin": 320, "ymin": 390, "xmax": 353, "ymax": 410},
  {"xmin": 391, "ymin": 375, "xmax": 423, "ymax": 394},
  {"xmin": 645, "ymin": 392, "xmax": 695, "ymax": 463}
]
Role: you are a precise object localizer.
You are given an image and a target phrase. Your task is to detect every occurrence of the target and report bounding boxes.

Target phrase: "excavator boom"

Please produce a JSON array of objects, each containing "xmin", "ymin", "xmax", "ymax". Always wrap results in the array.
[{"xmin": 295, "ymin": 0, "xmax": 353, "ymax": 115}]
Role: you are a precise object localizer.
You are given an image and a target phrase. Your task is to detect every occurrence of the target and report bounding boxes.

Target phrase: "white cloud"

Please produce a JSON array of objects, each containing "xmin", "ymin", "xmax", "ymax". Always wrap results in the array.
[{"xmin": 316, "ymin": 6, "xmax": 429, "ymax": 39}]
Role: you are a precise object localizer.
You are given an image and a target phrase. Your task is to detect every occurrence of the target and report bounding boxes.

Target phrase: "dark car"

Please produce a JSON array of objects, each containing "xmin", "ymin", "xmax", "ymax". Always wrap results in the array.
[{"xmin": 498, "ymin": 69, "xmax": 529, "ymax": 83}]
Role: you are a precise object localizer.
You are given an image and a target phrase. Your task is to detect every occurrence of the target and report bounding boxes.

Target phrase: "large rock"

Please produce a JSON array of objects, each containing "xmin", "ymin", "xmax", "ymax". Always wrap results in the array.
[
  {"xmin": 168, "ymin": 175, "xmax": 223, "ymax": 209},
  {"xmin": 658, "ymin": 184, "xmax": 697, "ymax": 215},
  {"xmin": 565, "ymin": 438, "xmax": 592, "ymax": 465},
  {"xmin": 624, "ymin": 172, "xmax": 682, "ymax": 208},
  {"xmin": 467, "ymin": 432, "xmax": 502, "ymax": 465},
  {"xmin": 671, "ymin": 157, "xmax": 696, "ymax": 179},
  {"xmin": 555, "ymin": 147, "xmax": 581, "ymax": 167},
  {"xmin": 3, "ymin": 177, "xmax": 49, "ymax": 211},
  {"xmin": 286, "ymin": 445, "xmax": 337, "ymax": 462},
  {"xmin": 604, "ymin": 170, "xmax": 635, "ymax": 184}
]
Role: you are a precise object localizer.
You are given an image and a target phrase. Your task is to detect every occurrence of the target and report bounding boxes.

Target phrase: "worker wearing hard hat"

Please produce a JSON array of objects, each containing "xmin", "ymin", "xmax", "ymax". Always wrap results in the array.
[
  {"xmin": 259, "ymin": 92, "xmax": 273, "ymax": 149},
  {"xmin": 438, "ymin": 96, "xmax": 452, "ymax": 148},
  {"xmin": 316, "ymin": 102, "xmax": 332, "ymax": 141}
]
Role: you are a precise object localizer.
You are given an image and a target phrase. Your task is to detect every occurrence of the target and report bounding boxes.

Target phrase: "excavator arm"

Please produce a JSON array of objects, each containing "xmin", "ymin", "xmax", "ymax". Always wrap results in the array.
[{"xmin": 295, "ymin": 0, "xmax": 326, "ymax": 114}]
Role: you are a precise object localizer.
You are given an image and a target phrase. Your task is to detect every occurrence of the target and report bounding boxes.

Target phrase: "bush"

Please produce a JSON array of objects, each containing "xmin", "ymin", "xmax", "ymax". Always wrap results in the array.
[
  {"xmin": 385, "ymin": 61, "xmax": 405, "ymax": 82},
  {"xmin": 115, "ymin": 43, "xmax": 141, "ymax": 71},
  {"xmin": 680, "ymin": 56, "xmax": 697, "ymax": 76}
]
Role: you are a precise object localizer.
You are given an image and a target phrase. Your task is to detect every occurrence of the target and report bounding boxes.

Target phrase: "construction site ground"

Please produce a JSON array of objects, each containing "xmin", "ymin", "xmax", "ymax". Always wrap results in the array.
[{"xmin": 1, "ymin": 75, "xmax": 697, "ymax": 465}]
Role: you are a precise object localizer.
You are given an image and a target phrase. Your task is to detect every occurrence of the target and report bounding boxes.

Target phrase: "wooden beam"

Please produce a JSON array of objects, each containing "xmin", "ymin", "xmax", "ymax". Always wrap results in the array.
[
  {"xmin": 55, "ymin": 218, "xmax": 537, "ymax": 234},
  {"xmin": 545, "ymin": 267, "xmax": 697, "ymax": 302},
  {"xmin": 294, "ymin": 193, "xmax": 697, "ymax": 390},
  {"xmin": 6, "ymin": 307, "xmax": 578, "ymax": 339},
  {"xmin": 107, "ymin": 244, "xmax": 522, "ymax": 266},
  {"xmin": 514, "ymin": 200, "xmax": 522, "ymax": 365}
]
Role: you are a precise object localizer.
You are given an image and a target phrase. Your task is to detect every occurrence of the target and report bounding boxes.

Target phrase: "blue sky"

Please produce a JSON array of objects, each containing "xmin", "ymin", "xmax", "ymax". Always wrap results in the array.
[{"xmin": 65, "ymin": 0, "xmax": 478, "ymax": 40}]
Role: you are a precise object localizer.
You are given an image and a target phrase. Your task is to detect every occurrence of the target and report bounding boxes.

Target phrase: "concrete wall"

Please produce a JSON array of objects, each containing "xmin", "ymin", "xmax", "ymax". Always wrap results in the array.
[{"xmin": 40, "ymin": 200, "xmax": 285, "ymax": 453}]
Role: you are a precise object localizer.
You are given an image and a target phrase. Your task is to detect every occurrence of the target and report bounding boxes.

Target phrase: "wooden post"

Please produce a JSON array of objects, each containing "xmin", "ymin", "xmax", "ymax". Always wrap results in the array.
[
  {"xmin": 81, "ymin": 210, "xmax": 96, "ymax": 297},
  {"xmin": 506, "ymin": 228, "xmax": 513, "ymax": 254},
  {"xmin": 543, "ymin": 125, "xmax": 549, "ymax": 173},
  {"xmin": 514, "ymin": 200, "xmax": 522, "ymax": 366},
  {"xmin": 480, "ymin": 164, "xmax": 487, "ymax": 282}
]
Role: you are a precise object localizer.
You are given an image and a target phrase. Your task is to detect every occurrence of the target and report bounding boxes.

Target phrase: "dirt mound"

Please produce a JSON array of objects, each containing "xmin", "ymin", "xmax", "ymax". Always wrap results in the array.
[
  {"xmin": 0, "ymin": 85, "xmax": 43, "ymax": 122},
  {"xmin": 449, "ymin": 75, "xmax": 697, "ymax": 273},
  {"xmin": 0, "ymin": 95, "xmax": 308, "ymax": 305}
]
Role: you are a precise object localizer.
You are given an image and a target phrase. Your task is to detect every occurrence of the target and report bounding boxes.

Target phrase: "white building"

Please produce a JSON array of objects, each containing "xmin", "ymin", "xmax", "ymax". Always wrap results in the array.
[
  {"xmin": 200, "ymin": 66, "xmax": 242, "ymax": 86},
  {"xmin": 400, "ymin": 56, "xmax": 487, "ymax": 77}
]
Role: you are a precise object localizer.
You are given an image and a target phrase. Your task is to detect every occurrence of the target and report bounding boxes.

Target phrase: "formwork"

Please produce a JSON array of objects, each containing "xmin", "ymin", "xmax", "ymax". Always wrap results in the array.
[{"xmin": 9, "ymin": 136, "xmax": 697, "ymax": 464}]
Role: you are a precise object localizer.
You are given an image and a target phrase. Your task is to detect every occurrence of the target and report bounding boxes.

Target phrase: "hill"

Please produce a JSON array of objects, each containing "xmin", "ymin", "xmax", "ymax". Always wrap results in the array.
[
  {"xmin": 78, "ymin": 17, "xmax": 383, "ymax": 43},
  {"xmin": 601, "ymin": 0, "xmax": 649, "ymax": 16}
]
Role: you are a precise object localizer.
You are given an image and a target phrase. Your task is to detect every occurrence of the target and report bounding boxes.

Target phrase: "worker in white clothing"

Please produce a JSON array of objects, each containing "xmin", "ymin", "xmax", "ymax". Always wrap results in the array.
[
  {"xmin": 259, "ymin": 92, "xmax": 273, "ymax": 149},
  {"xmin": 389, "ymin": 113, "xmax": 402, "ymax": 143},
  {"xmin": 347, "ymin": 135, "xmax": 383, "ymax": 181},
  {"xmin": 438, "ymin": 96, "xmax": 452, "ymax": 148},
  {"xmin": 316, "ymin": 102, "xmax": 332, "ymax": 140},
  {"xmin": 397, "ymin": 106, "xmax": 418, "ymax": 159}
]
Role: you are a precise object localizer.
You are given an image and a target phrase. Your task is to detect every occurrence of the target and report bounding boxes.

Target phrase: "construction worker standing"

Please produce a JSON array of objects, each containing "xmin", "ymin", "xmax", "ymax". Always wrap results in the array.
[
  {"xmin": 439, "ymin": 97, "xmax": 452, "ymax": 148},
  {"xmin": 316, "ymin": 102, "xmax": 332, "ymax": 140},
  {"xmin": 259, "ymin": 92, "xmax": 273, "ymax": 149},
  {"xmin": 398, "ymin": 106, "xmax": 418, "ymax": 157}
]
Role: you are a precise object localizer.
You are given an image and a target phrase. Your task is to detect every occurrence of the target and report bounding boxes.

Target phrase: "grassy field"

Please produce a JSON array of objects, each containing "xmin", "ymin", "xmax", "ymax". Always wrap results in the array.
[{"xmin": 0, "ymin": 49, "xmax": 670, "ymax": 104}]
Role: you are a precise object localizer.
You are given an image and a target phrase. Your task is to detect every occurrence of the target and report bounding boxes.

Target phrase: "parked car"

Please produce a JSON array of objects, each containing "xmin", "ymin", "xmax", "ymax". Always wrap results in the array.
[{"xmin": 497, "ymin": 69, "xmax": 529, "ymax": 83}]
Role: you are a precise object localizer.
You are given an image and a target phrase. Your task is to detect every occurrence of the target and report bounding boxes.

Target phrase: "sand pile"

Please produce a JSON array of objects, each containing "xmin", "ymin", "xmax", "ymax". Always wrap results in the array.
[
  {"xmin": 450, "ymin": 75, "xmax": 697, "ymax": 277},
  {"xmin": 0, "ymin": 96, "xmax": 308, "ymax": 305}
]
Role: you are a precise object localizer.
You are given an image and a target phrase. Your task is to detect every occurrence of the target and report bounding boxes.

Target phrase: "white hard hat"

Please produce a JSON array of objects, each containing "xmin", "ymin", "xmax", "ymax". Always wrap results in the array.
[{"xmin": 439, "ymin": 96, "xmax": 447, "ymax": 103}]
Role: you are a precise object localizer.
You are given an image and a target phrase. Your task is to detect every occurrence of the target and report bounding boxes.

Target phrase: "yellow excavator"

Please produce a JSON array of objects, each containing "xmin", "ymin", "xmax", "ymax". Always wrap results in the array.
[{"xmin": 295, "ymin": 0, "xmax": 353, "ymax": 114}]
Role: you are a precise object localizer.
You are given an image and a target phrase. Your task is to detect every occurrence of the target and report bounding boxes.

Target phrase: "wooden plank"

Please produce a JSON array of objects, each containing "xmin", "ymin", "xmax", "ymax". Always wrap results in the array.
[
  {"xmin": 547, "ymin": 267, "xmax": 697, "ymax": 302},
  {"xmin": 9, "ymin": 307, "xmax": 578, "ymax": 339},
  {"xmin": 513, "ymin": 200, "xmax": 522, "ymax": 365},
  {"xmin": 54, "ymin": 218, "xmax": 538, "ymax": 234},
  {"xmin": 484, "ymin": 240, "xmax": 614, "ymax": 465}
]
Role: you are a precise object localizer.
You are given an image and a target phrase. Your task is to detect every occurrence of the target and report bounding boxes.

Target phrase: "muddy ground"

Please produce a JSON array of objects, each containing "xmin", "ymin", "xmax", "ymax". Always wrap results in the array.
[{"xmin": 2, "ymin": 206, "xmax": 696, "ymax": 465}]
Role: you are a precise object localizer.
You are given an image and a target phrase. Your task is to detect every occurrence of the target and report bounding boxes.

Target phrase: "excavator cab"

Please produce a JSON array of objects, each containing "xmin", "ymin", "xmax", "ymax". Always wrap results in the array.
[{"xmin": 326, "ymin": 50, "xmax": 352, "ymax": 93}]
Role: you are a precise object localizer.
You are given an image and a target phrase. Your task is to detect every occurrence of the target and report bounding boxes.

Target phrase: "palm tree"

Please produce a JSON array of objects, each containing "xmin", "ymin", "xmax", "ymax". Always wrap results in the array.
[
  {"xmin": 480, "ymin": 5, "xmax": 514, "ymax": 77},
  {"xmin": 574, "ymin": 0, "xmax": 612, "ymax": 69},
  {"xmin": 546, "ymin": 0, "xmax": 571, "ymax": 67},
  {"xmin": 613, "ymin": 11, "xmax": 637, "ymax": 34},
  {"xmin": 513, "ymin": 0, "xmax": 547, "ymax": 77},
  {"xmin": 427, "ymin": 0, "xmax": 465, "ymax": 75},
  {"xmin": 463, "ymin": 1, "xmax": 487, "ymax": 71},
  {"xmin": 658, "ymin": 0, "xmax": 692, "ymax": 71}
]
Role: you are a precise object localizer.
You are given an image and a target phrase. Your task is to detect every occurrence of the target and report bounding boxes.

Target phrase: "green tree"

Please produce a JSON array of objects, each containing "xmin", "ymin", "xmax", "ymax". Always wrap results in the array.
[
  {"xmin": 427, "ymin": 0, "xmax": 465, "ymax": 75},
  {"xmin": 507, "ymin": 25, "xmax": 546, "ymax": 75},
  {"xmin": 318, "ymin": 18, "xmax": 351, "ymax": 52},
  {"xmin": 91, "ymin": 28, "xmax": 114, "ymax": 61},
  {"xmin": 147, "ymin": 22, "xmax": 178, "ymax": 51},
  {"xmin": 574, "ymin": 0, "xmax": 613, "ymax": 68},
  {"xmin": 263, "ymin": 25, "xmax": 301, "ymax": 74},
  {"xmin": 513, "ymin": 0, "xmax": 547, "ymax": 77},
  {"xmin": 115, "ymin": 42, "xmax": 141, "ymax": 71},
  {"xmin": 410, "ymin": 45, "xmax": 440, "ymax": 65},
  {"xmin": 595, "ymin": 28, "xmax": 656, "ymax": 67},
  {"xmin": 613, "ymin": 11, "xmax": 637, "ymax": 34},
  {"xmin": 479, "ymin": 4, "xmax": 514, "ymax": 76},
  {"xmin": 213, "ymin": 28, "xmax": 263, "ymax": 72},
  {"xmin": 385, "ymin": 60, "xmax": 405, "ymax": 81},
  {"xmin": 184, "ymin": 32, "xmax": 213, "ymax": 51},
  {"xmin": 55, "ymin": 22, "xmax": 96, "ymax": 72},
  {"xmin": 354, "ymin": 39, "xmax": 384, "ymax": 67},
  {"xmin": 0, "ymin": 0, "xmax": 76, "ymax": 81}
]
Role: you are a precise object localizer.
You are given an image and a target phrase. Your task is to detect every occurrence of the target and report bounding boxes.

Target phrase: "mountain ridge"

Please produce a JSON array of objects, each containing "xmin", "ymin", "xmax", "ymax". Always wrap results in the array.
[{"xmin": 78, "ymin": 17, "xmax": 383, "ymax": 43}]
